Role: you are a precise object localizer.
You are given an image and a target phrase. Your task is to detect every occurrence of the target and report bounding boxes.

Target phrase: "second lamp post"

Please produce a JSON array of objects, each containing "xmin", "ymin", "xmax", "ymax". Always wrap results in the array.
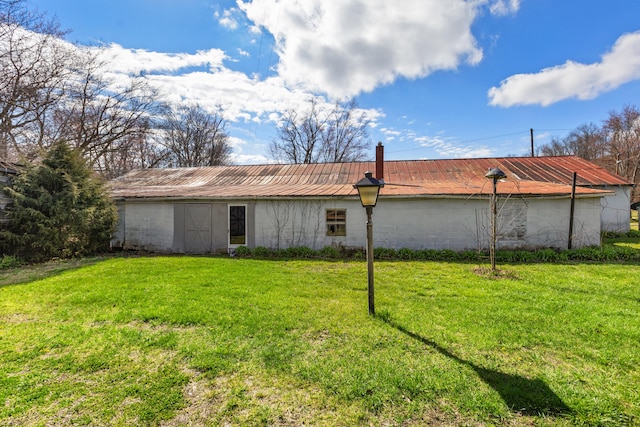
[
  {"xmin": 353, "ymin": 171, "xmax": 384, "ymax": 315},
  {"xmin": 485, "ymin": 167, "xmax": 507, "ymax": 271}
]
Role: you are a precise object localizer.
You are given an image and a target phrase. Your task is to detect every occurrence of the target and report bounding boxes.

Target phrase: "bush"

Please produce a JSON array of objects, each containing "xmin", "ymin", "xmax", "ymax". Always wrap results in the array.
[
  {"xmin": 226, "ymin": 237, "xmax": 640, "ymax": 264},
  {"xmin": 397, "ymin": 248, "xmax": 414, "ymax": 260},
  {"xmin": 286, "ymin": 246, "xmax": 315, "ymax": 258},
  {"xmin": 374, "ymin": 247, "xmax": 397, "ymax": 259},
  {"xmin": 319, "ymin": 246, "xmax": 340, "ymax": 259},
  {"xmin": 252, "ymin": 246, "xmax": 272, "ymax": 258},
  {"xmin": 234, "ymin": 246, "xmax": 252, "ymax": 257},
  {"xmin": 602, "ymin": 230, "xmax": 640, "ymax": 239},
  {"xmin": 437, "ymin": 249, "xmax": 458, "ymax": 261},
  {"xmin": 537, "ymin": 248, "xmax": 559, "ymax": 262},
  {"xmin": 1, "ymin": 142, "xmax": 117, "ymax": 262},
  {"xmin": 459, "ymin": 250, "xmax": 481, "ymax": 261},
  {"xmin": 0, "ymin": 255, "xmax": 21, "ymax": 270}
]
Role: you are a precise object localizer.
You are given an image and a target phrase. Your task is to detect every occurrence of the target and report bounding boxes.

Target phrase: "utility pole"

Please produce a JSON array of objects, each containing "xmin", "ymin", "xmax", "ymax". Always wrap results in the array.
[{"xmin": 530, "ymin": 128, "xmax": 535, "ymax": 157}]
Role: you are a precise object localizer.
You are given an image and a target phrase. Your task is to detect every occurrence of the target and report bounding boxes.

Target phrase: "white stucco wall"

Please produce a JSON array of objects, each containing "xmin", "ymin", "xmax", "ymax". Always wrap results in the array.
[
  {"xmin": 254, "ymin": 199, "xmax": 365, "ymax": 249},
  {"xmin": 114, "ymin": 194, "xmax": 605, "ymax": 253},
  {"xmin": 599, "ymin": 186, "xmax": 631, "ymax": 232},
  {"xmin": 253, "ymin": 195, "xmax": 604, "ymax": 251},
  {"xmin": 254, "ymin": 198, "xmax": 494, "ymax": 251},
  {"xmin": 371, "ymin": 198, "xmax": 488, "ymax": 251},
  {"xmin": 115, "ymin": 202, "xmax": 175, "ymax": 252},
  {"xmin": 525, "ymin": 197, "xmax": 602, "ymax": 249}
]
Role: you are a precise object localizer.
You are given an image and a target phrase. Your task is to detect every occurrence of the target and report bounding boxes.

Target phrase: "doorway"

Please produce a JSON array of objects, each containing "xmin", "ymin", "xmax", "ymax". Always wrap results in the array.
[{"xmin": 229, "ymin": 205, "xmax": 246, "ymax": 249}]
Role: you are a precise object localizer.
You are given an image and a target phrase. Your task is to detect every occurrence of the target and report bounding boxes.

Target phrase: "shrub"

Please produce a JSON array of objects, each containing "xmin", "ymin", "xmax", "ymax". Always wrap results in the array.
[
  {"xmin": 374, "ymin": 247, "xmax": 397, "ymax": 259},
  {"xmin": 602, "ymin": 230, "xmax": 640, "ymax": 239},
  {"xmin": 537, "ymin": 248, "xmax": 558, "ymax": 262},
  {"xmin": 1, "ymin": 142, "xmax": 117, "ymax": 262},
  {"xmin": 437, "ymin": 249, "xmax": 458, "ymax": 261},
  {"xmin": 252, "ymin": 246, "xmax": 272, "ymax": 258},
  {"xmin": 286, "ymin": 246, "xmax": 315, "ymax": 258},
  {"xmin": 397, "ymin": 248, "xmax": 414, "ymax": 260},
  {"xmin": 234, "ymin": 246, "xmax": 252, "ymax": 257},
  {"xmin": 319, "ymin": 246, "xmax": 340, "ymax": 259},
  {"xmin": 416, "ymin": 249, "xmax": 438, "ymax": 260},
  {"xmin": 459, "ymin": 250, "xmax": 481, "ymax": 261},
  {"xmin": 0, "ymin": 255, "xmax": 21, "ymax": 270}
]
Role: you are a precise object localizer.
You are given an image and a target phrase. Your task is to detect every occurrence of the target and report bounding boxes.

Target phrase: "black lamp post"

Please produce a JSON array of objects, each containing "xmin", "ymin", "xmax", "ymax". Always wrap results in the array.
[
  {"xmin": 485, "ymin": 167, "xmax": 507, "ymax": 271},
  {"xmin": 353, "ymin": 171, "xmax": 384, "ymax": 315}
]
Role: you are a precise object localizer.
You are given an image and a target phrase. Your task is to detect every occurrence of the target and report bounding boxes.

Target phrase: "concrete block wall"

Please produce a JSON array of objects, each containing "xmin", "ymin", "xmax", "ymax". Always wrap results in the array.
[
  {"xmin": 116, "ymin": 203, "xmax": 175, "ymax": 252},
  {"xmin": 600, "ymin": 187, "xmax": 631, "ymax": 233}
]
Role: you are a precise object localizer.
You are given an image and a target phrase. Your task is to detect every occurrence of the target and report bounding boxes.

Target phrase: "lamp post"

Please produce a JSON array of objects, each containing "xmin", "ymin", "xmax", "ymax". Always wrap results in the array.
[
  {"xmin": 485, "ymin": 167, "xmax": 507, "ymax": 271},
  {"xmin": 353, "ymin": 171, "xmax": 384, "ymax": 315}
]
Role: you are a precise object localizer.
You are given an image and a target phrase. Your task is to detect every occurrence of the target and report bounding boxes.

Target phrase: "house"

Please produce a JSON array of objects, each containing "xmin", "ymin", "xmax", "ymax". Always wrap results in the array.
[
  {"xmin": 109, "ymin": 153, "xmax": 631, "ymax": 254},
  {"xmin": 0, "ymin": 160, "xmax": 20, "ymax": 227}
]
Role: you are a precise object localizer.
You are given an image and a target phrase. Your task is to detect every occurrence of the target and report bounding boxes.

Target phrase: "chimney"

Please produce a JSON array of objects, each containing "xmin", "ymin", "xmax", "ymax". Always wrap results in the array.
[{"xmin": 375, "ymin": 142, "xmax": 384, "ymax": 181}]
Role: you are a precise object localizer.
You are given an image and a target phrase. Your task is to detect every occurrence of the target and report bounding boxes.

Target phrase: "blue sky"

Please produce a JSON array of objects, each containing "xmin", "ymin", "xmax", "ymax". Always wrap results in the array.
[{"xmin": 27, "ymin": 0, "xmax": 640, "ymax": 164}]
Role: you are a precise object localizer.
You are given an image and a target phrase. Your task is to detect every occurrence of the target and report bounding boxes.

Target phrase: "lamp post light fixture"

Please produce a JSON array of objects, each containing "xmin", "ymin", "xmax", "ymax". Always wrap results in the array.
[
  {"xmin": 353, "ymin": 171, "xmax": 384, "ymax": 315},
  {"xmin": 485, "ymin": 167, "xmax": 507, "ymax": 271}
]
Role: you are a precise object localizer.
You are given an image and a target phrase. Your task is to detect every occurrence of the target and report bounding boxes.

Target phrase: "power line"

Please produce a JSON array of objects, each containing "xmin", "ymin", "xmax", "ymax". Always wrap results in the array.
[
  {"xmin": 385, "ymin": 128, "xmax": 575, "ymax": 154},
  {"xmin": 385, "ymin": 130, "xmax": 529, "ymax": 154}
]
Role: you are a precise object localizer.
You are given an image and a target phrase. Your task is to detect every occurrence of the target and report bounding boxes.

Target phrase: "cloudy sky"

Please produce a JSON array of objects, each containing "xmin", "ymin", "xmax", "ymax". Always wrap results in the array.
[{"xmin": 27, "ymin": 0, "xmax": 640, "ymax": 164}]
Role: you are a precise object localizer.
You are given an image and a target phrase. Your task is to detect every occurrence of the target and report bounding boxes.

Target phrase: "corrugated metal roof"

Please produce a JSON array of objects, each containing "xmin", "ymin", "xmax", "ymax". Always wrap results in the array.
[
  {"xmin": 110, "ymin": 156, "xmax": 627, "ymax": 200},
  {"xmin": 0, "ymin": 160, "xmax": 21, "ymax": 174}
]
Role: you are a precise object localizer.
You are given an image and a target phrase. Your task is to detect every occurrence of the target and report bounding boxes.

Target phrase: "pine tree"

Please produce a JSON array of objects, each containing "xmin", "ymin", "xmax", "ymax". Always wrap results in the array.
[{"xmin": 1, "ymin": 142, "xmax": 117, "ymax": 261}]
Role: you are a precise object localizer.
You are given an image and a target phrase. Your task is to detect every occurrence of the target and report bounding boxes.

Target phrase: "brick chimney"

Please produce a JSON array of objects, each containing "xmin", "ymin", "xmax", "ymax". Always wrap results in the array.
[{"xmin": 375, "ymin": 142, "xmax": 384, "ymax": 181}]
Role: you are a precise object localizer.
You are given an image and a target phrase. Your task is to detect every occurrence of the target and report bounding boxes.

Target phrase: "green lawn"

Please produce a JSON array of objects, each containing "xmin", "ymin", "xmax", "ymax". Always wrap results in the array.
[{"xmin": 1, "ymin": 256, "xmax": 639, "ymax": 426}]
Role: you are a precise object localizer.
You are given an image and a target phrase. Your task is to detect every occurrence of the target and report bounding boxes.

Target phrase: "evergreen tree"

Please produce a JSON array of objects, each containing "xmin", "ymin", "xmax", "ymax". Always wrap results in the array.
[{"xmin": 1, "ymin": 142, "xmax": 117, "ymax": 261}]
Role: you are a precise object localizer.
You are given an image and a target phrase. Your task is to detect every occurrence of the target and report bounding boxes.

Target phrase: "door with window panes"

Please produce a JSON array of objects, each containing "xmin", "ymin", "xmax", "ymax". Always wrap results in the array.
[{"xmin": 229, "ymin": 205, "xmax": 246, "ymax": 249}]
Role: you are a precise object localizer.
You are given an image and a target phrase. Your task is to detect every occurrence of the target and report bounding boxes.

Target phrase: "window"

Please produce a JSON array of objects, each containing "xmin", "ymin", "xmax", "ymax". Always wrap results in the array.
[{"xmin": 326, "ymin": 209, "xmax": 346, "ymax": 236}]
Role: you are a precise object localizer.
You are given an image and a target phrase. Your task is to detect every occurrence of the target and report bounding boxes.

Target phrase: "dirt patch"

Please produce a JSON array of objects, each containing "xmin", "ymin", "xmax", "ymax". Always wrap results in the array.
[
  {"xmin": 473, "ymin": 267, "xmax": 520, "ymax": 280},
  {"xmin": 161, "ymin": 379, "xmax": 216, "ymax": 426}
]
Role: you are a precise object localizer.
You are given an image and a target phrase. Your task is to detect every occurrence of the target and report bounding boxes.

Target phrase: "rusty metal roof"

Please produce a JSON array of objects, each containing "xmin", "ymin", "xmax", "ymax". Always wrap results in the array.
[
  {"xmin": 110, "ymin": 156, "xmax": 627, "ymax": 200},
  {"xmin": 0, "ymin": 160, "xmax": 21, "ymax": 175}
]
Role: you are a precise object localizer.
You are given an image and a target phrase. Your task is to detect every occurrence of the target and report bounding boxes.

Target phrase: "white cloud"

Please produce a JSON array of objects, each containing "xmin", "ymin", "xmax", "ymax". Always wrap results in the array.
[
  {"xmin": 488, "ymin": 31, "xmax": 640, "ymax": 107},
  {"xmin": 95, "ymin": 43, "xmax": 384, "ymax": 132},
  {"xmin": 232, "ymin": 152, "xmax": 271, "ymax": 164},
  {"xmin": 415, "ymin": 134, "xmax": 493, "ymax": 158},
  {"xmin": 217, "ymin": 8, "xmax": 241, "ymax": 30},
  {"xmin": 228, "ymin": 136, "xmax": 272, "ymax": 164},
  {"xmin": 98, "ymin": 43, "xmax": 227, "ymax": 74},
  {"xmin": 378, "ymin": 126, "xmax": 493, "ymax": 158},
  {"xmin": 489, "ymin": 0, "xmax": 520, "ymax": 16},
  {"xmin": 237, "ymin": 0, "xmax": 486, "ymax": 99}
]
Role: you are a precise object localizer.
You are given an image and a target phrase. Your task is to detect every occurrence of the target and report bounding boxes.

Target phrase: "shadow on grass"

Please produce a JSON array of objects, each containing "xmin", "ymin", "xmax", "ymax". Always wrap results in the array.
[
  {"xmin": 381, "ymin": 317, "xmax": 572, "ymax": 417},
  {"xmin": 0, "ymin": 256, "xmax": 107, "ymax": 288}
]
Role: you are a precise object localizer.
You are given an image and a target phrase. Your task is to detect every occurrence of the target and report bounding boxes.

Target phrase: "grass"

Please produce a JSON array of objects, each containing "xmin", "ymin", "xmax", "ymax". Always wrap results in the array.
[{"xmin": 1, "ymin": 256, "xmax": 639, "ymax": 426}]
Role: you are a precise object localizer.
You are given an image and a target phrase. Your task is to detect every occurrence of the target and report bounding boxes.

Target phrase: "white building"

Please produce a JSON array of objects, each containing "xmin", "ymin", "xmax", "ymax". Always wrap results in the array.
[
  {"xmin": 109, "ymin": 155, "xmax": 631, "ymax": 254},
  {"xmin": 0, "ymin": 160, "xmax": 20, "ymax": 227}
]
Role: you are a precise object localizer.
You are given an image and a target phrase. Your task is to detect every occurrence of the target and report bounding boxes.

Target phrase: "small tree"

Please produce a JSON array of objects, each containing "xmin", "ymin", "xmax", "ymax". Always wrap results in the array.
[{"xmin": 1, "ymin": 142, "xmax": 117, "ymax": 261}]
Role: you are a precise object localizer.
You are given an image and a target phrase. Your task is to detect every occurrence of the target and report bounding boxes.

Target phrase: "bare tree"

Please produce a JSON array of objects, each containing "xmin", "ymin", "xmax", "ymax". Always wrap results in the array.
[
  {"xmin": 538, "ymin": 123, "xmax": 605, "ymax": 161},
  {"xmin": 270, "ymin": 98, "xmax": 371, "ymax": 164},
  {"xmin": 0, "ymin": 0, "xmax": 71, "ymax": 159},
  {"xmin": 603, "ymin": 105, "xmax": 640, "ymax": 198},
  {"xmin": 320, "ymin": 99, "xmax": 371, "ymax": 163},
  {"xmin": 270, "ymin": 98, "xmax": 325, "ymax": 164},
  {"xmin": 0, "ymin": 0, "xmax": 158, "ymax": 179},
  {"xmin": 89, "ymin": 120, "xmax": 166, "ymax": 179},
  {"xmin": 46, "ymin": 51, "xmax": 159, "ymax": 172},
  {"xmin": 159, "ymin": 104, "xmax": 232, "ymax": 167}
]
